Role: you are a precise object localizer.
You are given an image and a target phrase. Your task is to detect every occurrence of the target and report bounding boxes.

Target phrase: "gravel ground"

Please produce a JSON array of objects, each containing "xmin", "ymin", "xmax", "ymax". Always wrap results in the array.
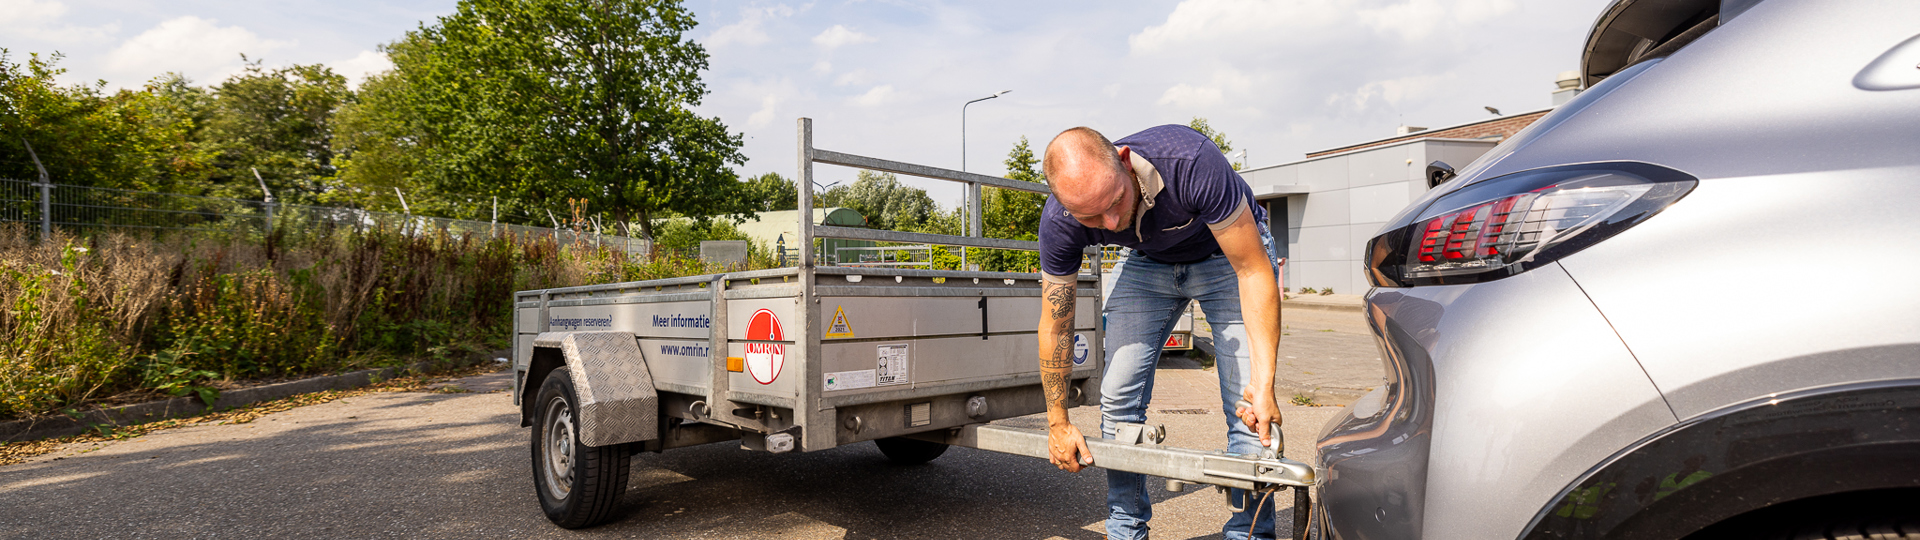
[{"xmin": 0, "ymin": 366, "xmax": 1342, "ymax": 539}]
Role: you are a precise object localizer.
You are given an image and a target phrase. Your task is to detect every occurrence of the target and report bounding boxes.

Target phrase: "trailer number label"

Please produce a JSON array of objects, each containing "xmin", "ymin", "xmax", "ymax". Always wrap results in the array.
[
  {"xmin": 876, "ymin": 344, "xmax": 909, "ymax": 386},
  {"xmin": 744, "ymin": 309, "xmax": 785, "ymax": 384}
]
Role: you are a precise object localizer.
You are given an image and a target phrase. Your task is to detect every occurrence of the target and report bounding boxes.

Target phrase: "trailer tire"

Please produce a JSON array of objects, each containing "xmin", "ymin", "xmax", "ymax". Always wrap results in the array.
[
  {"xmin": 532, "ymin": 373, "xmax": 631, "ymax": 529},
  {"xmin": 874, "ymin": 437, "xmax": 949, "ymax": 465}
]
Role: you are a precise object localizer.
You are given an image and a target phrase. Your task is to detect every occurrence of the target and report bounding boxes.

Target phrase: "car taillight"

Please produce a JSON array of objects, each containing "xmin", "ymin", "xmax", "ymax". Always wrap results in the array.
[{"xmin": 1367, "ymin": 162, "xmax": 1697, "ymax": 287}]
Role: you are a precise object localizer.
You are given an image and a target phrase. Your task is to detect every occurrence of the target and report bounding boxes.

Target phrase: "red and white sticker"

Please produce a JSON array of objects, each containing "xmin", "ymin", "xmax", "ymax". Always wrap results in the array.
[{"xmin": 744, "ymin": 309, "xmax": 785, "ymax": 384}]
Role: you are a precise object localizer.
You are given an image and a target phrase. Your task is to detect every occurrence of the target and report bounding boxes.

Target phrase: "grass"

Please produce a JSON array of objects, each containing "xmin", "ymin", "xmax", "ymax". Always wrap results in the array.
[{"xmin": 0, "ymin": 221, "xmax": 778, "ymax": 421}]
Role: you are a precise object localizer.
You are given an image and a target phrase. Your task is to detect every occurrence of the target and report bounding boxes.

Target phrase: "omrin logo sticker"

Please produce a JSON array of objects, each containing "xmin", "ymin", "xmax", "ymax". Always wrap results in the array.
[
  {"xmin": 744, "ymin": 309, "xmax": 785, "ymax": 384},
  {"xmin": 1072, "ymin": 334, "xmax": 1090, "ymax": 365}
]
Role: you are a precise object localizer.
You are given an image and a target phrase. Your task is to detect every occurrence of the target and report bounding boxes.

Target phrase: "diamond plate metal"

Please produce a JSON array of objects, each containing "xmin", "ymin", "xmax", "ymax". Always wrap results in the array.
[{"xmin": 551, "ymin": 331, "xmax": 659, "ymax": 446}]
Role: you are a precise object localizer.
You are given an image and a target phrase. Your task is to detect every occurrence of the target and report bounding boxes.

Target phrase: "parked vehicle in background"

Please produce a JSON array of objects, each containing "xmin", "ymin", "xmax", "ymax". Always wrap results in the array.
[{"xmin": 1312, "ymin": 0, "xmax": 1920, "ymax": 538}]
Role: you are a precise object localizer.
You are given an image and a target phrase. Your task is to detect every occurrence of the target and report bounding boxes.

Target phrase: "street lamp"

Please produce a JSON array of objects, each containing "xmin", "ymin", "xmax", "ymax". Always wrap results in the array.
[
  {"xmin": 961, "ymin": 90, "xmax": 1009, "ymax": 244},
  {"xmin": 962, "ymin": 90, "xmax": 1010, "ymax": 173},
  {"xmin": 960, "ymin": 90, "xmax": 1009, "ymax": 271}
]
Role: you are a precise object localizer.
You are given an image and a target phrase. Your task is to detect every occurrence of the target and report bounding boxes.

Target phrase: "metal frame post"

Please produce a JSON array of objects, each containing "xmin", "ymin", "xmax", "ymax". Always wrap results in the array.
[
  {"xmin": 22, "ymin": 139, "xmax": 51, "ymax": 241},
  {"xmin": 798, "ymin": 118, "xmax": 815, "ymax": 268},
  {"xmin": 251, "ymin": 168, "xmax": 274, "ymax": 235},
  {"xmin": 795, "ymin": 118, "xmax": 834, "ymax": 450},
  {"xmin": 968, "ymin": 181, "xmax": 983, "ymax": 270}
]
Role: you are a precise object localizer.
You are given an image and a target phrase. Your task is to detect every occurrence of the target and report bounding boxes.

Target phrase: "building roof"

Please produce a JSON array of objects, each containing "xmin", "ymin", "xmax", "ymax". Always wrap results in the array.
[{"xmin": 1304, "ymin": 108, "xmax": 1553, "ymax": 158}]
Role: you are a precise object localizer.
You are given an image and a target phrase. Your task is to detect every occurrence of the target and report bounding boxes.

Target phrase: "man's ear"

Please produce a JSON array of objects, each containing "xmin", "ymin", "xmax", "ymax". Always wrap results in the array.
[{"xmin": 1115, "ymin": 145, "xmax": 1130, "ymax": 164}]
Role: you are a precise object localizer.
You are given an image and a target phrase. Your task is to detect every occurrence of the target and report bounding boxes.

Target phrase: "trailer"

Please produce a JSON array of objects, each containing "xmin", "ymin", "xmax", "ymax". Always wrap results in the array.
[{"xmin": 510, "ymin": 118, "xmax": 1314, "ymax": 533}]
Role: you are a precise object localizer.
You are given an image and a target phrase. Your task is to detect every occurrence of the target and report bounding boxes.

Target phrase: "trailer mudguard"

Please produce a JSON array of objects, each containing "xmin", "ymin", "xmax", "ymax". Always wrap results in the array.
[{"xmin": 532, "ymin": 331, "xmax": 659, "ymax": 447}]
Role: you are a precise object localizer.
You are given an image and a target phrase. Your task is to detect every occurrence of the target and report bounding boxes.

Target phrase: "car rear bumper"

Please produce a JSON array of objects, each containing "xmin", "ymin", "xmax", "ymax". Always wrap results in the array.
[{"xmin": 1313, "ymin": 264, "xmax": 1676, "ymax": 539}]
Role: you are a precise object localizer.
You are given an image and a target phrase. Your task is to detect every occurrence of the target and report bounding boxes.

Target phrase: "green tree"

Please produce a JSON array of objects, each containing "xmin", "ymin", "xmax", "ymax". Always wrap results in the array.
[
  {"xmin": 0, "ymin": 50, "xmax": 200, "ymax": 191},
  {"xmin": 388, "ymin": 0, "xmax": 747, "ymax": 238},
  {"xmin": 969, "ymin": 136, "xmax": 1046, "ymax": 271},
  {"xmin": 1187, "ymin": 117, "xmax": 1241, "ymax": 171},
  {"xmin": 742, "ymin": 172, "xmax": 796, "ymax": 212},
  {"xmin": 199, "ymin": 60, "xmax": 351, "ymax": 202},
  {"xmin": 817, "ymin": 170, "xmax": 935, "ymax": 231},
  {"xmin": 326, "ymin": 67, "xmax": 423, "ymax": 213}
]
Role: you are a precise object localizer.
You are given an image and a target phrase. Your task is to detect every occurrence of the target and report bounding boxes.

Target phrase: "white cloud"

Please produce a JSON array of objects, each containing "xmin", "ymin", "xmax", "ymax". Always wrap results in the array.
[
  {"xmin": 1325, "ymin": 73, "xmax": 1453, "ymax": 112},
  {"xmin": 811, "ymin": 60, "xmax": 832, "ymax": 74},
  {"xmin": 1131, "ymin": 0, "xmax": 1522, "ymax": 54},
  {"xmin": 1129, "ymin": 0, "xmax": 1347, "ymax": 56},
  {"xmin": 747, "ymin": 94, "xmax": 782, "ymax": 129},
  {"xmin": 106, "ymin": 16, "xmax": 293, "ymax": 85},
  {"xmin": 1358, "ymin": 0, "xmax": 1518, "ymax": 41},
  {"xmin": 331, "ymin": 50, "xmax": 392, "ymax": 89},
  {"xmin": 812, "ymin": 25, "xmax": 874, "ymax": 51},
  {"xmin": 706, "ymin": 4, "xmax": 795, "ymax": 48},
  {"xmin": 0, "ymin": 0, "xmax": 66, "ymax": 24},
  {"xmin": 852, "ymin": 84, "xmax": 895, "ymax": 107},
  {"xmin": 0, "ymin": 0, "xmax": 118, "ymax": 42},
  {"xmin": 1156, "ymin": 68, "xmax": 1255, "ymax": 109},
  {"xmin": 833, "ymin": 69, "xmax": 868, "ymax": 86}
]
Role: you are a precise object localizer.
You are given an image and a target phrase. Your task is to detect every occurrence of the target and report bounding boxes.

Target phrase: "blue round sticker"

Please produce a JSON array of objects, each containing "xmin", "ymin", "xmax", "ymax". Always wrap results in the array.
[{"xmin": 1072, "ymin": 334, "xmax": 1090, "ymax": 365}]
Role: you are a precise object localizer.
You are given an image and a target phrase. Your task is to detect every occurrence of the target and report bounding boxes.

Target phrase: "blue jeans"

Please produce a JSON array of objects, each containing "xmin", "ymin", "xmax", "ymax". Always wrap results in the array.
[{"xmin": 1100, "ymin": 224, "xmax": 1279, "ymax": 540}]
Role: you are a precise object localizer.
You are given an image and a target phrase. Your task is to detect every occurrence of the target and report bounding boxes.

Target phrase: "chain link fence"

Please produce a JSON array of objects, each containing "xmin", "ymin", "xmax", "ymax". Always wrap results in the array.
[{"xmin": 0, "ymin": 177, "xmax": 652, "ymax": 254}]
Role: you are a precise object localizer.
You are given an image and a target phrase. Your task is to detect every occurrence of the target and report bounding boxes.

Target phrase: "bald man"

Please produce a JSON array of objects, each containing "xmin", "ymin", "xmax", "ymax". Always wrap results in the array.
[{"xmin": 1036, "ymin": 125, "xmax": 1284, "ymax": 540}]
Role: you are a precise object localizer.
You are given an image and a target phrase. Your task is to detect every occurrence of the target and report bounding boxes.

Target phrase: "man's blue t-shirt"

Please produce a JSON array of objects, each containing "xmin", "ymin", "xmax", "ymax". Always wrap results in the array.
[{"xmin": 1040, "ymin": 125, "xmax": 1265, "ymax": 278}]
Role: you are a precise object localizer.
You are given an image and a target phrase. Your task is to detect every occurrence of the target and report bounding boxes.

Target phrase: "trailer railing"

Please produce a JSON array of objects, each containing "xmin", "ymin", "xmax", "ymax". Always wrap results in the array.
[{"xmin": 796, "ymin": 118, "xmax": 1051, "ymax": 269}]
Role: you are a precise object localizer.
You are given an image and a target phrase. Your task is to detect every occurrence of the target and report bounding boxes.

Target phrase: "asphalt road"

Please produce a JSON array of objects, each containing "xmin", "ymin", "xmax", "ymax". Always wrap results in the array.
[{"xmin": 0, "ymin": 364, "xmax": 1345, "ymax": 539}]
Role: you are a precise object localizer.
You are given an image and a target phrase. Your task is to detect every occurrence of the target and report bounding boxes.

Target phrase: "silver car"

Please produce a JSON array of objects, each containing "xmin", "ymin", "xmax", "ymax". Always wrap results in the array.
[{"xmin": 1313, "ymin": 0, "xmax": 1920, "ymax": 538}]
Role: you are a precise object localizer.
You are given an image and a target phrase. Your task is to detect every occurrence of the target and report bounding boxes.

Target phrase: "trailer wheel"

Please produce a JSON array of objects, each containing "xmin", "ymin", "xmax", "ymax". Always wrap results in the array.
[
  {"xmin": 531, "ymin": 373, "xmax": 631, "ymax": 529},
  {"xmin": 874, "ymin": 437, "xmax": 949, "ymax": 465}
]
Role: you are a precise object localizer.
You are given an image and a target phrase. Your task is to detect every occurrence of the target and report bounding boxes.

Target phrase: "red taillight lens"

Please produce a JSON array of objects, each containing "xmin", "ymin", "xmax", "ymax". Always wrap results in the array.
[{"xmin": 1367, "ymin": 163, "xmax": 1697, "ymax": 287}]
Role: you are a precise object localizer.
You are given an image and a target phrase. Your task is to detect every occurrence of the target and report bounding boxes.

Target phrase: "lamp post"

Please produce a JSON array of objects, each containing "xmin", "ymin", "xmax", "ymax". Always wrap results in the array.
[
  {"xmin": 962, "ymin": 90, "xmax": 1010, "ymax": 173},
  {"xmin": 961, "ymin": 90, "xmax": 1009, "ymax": 271}
]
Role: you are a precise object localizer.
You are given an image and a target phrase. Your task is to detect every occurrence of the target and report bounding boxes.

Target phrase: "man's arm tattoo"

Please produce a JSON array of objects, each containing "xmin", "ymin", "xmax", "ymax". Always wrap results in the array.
[
  {"xmin": 1046, "ymin": 283, "xmax": 1075, "ymax": 319},
  {"xmin": 1041, "ymin": 370, "xmax": 1071, "ymax": 409},
  {"xmin": 1042, "ymin": 332, "xmax": 1074, "ymax": 369}
]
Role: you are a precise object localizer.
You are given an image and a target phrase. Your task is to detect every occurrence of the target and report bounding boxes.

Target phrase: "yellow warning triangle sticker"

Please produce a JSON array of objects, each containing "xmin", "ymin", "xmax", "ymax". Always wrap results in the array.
[{"xmin": 825, "ymin": 306, "xmax": 855, "ymax": 339}]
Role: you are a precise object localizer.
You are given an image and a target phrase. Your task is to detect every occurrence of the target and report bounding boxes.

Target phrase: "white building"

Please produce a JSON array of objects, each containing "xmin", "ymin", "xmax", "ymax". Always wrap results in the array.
[{"xmin": 1241, "ymin": 106, "xmax": 1563, "ymax": 294}]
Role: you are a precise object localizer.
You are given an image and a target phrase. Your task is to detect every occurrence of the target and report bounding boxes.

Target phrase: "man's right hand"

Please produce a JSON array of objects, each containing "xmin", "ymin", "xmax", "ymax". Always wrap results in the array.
[{"xmin": 1048, "ymin": 421, "xmax": 1094, "ymax": 472}]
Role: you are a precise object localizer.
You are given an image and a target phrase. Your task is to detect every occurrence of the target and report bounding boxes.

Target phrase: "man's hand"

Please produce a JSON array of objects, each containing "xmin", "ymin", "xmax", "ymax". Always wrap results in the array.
[
  {"xmin": 1048, "ymin": 421, "xmax": 1094, "ymax": 472},
  {"xmin": 1236, "ymin": 386, "xmax": 1284, "ymax": 449}
]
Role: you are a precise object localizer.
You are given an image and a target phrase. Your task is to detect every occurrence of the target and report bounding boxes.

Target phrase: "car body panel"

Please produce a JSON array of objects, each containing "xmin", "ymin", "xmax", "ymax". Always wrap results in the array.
[
  {"xmin": 1558, "ymin": 168, "xmax": 1920, "ymax": 419},
  {"xmin": 1320, "ymin": 266, "xmax": 1675, "ymax": 539},
  {"xmin": 1322, "ymin": 0, "xmax": 1920, "ymax": 536},
  {"xmin": 1483, "ymin": 0, "xmax": 1920, "ymax": 184}
]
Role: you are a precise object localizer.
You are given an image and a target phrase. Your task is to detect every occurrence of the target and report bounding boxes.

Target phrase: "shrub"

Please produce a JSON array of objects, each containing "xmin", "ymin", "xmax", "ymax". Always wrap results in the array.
[{"xmin": 0, "ymin": 222, "xmax": 771, "ymax": 419}]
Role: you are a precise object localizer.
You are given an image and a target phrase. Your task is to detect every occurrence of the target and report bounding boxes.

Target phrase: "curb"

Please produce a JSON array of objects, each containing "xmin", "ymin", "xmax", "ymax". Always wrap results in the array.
[
  {"xmin": 1282, "ymin": 298, "xmax": 1364, "ymax": 313},
  {"xmin": 0, "ymin": 350, "xmax": 508, "ymax": 443}
]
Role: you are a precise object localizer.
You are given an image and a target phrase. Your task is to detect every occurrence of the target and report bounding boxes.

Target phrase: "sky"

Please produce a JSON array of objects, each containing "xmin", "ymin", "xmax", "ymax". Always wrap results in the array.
[{"xmin": 1, "ymin": 0, "xmax": 1615, "ymax": 209}]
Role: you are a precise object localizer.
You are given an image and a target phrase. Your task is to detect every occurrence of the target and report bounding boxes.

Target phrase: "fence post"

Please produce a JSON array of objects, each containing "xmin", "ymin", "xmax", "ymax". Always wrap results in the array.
[
  {"xmin": 21, "ymin": 139, "xmax": 51, "ymax": 241},
  {"xmin": 251, "ymin": 168, "xmax": 275, "ymax": 235}
]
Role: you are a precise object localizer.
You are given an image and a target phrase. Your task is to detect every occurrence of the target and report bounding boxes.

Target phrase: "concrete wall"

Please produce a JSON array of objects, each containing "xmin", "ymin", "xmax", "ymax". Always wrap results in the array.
[{"xmin": 1240, "ymin": 138, "xmax": 1499, "ymax": 294}]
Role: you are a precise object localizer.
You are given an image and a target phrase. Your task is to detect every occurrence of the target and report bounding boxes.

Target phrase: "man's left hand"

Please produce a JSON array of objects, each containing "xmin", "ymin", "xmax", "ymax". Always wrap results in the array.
[{"xmin": 1236, "ymin": 386, "xmax": 1284, "ymax": 449}]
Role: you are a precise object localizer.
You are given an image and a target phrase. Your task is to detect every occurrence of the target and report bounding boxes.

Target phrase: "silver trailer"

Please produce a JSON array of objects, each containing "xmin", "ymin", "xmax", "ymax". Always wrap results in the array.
[{"xmin": 511, "ymin": 118, "xmax": 1313, "ymax": 532}]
